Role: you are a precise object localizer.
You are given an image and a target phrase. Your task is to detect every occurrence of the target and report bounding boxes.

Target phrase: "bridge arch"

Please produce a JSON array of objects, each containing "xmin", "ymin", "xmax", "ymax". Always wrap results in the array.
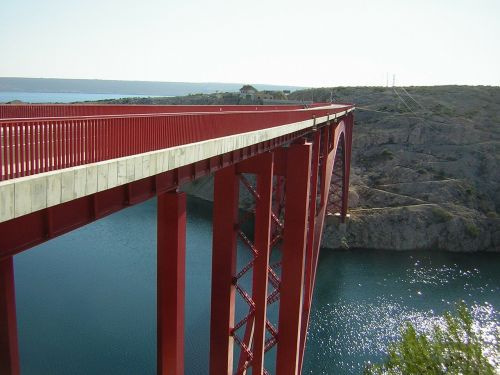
[{"xmin": 327, "ymin": 119, "xmax": 349, "ymax": 220}]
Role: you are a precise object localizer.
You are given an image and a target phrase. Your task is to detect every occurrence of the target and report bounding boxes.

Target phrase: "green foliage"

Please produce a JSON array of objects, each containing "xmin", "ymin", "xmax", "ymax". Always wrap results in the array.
[
  {"xmin": 464, "ymin": 109, "xmax": 479, "ymax": 119},
  {"xmin": 465, "ymin": 223, "xmax": 480, "ymax": 238},
  {"xmin": 365, "ymin": 303, "xmax": 496, "ymax": 375},
  {"xmin": 381, "ymin": 148, "xmax": 394, "ymax": 160},
  {"xmin": 432, "ymin": 207, "xmax": 453, "ymax": 223},
  {"xmin": 432, "ymin": 103, "xmax": 455, "ymax": 116}
]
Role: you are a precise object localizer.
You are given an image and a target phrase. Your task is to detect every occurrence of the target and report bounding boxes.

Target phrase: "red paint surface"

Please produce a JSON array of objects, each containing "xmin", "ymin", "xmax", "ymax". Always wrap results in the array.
[
  {"xmin": 276, "ymin": 143, "xmax": 312, "ymax": 375},
  {"xmin": 0, "ymin": 104, "xmax": 353, "ymax": 181},
  {"xmin": 0, "ymin": 257, "xmax": 20, "ymax": 375},
  {"xmin": 157, "ymin": 191, "xmax": 186, "ymax": 375},
  {"xmin": 209, "ymin": 165, "xmax": 240, "ymax": 375}
]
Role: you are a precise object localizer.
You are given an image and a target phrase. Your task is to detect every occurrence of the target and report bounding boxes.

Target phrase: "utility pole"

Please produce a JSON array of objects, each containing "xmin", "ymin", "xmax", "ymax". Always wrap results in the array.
[
  {"xmin": 392, "ymin": 74, "xmax": 396, "ymax": 87},
  {"xmin": 386, "ymin": 72, "xmax": 389, "ymax": 87}
]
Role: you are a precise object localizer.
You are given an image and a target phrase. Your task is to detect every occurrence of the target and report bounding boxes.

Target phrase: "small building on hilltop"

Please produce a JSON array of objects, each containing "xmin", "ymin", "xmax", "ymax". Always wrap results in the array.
[
  {"xmin": 239, "ymin": 85, "xmax": 290, "ymax": 102},
  {"xmin": 239, "ymin": 85, "xmax": 258, "ymax": 99}
]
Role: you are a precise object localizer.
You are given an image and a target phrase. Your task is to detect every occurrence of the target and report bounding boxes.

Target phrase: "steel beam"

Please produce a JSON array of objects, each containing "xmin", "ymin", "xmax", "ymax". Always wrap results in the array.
[
  {"xmin": 298, "ymin": 130, "xmax": 321, "ymax": 371},
  {"xmin": 157, "ymin": 191, "xmax": 186, "ymax": 375},
  {"xmin": 298, "ymin": 123, "xmax": 338, "ymax": 372},
  {"xmin": 251, "ymin": 153, "xmax": 274, "ymax": 374},
  {"xmin": 342, "ymin": 114, "xmax": 354, "ymax": 221},
  {"xmin": 0, "ymin": 133, "xmax": 308, "ymax": 260},
  {"xmin": 210, "ymin": 165, "xmax": 239, "ymax": 375},
  {"xmin": 0, "ymin": 256, "xmax": 20, "ymax": 375},
  {"xmin": 276, "ymin": 142, "xmax": 311, "ymax": 375}
]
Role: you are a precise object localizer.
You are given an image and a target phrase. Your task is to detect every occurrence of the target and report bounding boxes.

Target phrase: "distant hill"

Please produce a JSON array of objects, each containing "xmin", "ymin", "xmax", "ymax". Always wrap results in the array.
[{"xmin": 0, "ymin": 77, "xmax": 303, "ymax": 96}]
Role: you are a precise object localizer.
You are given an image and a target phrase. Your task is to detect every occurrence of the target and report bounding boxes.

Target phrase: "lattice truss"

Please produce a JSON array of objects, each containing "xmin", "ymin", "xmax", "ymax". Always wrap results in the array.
[
  {"xmin": 231, "ymin": 173, "xmax": 286, "ymax": 375},
  {"xmin": 327, "ymin": 136, "xmax": 345, "ymax": 215}
]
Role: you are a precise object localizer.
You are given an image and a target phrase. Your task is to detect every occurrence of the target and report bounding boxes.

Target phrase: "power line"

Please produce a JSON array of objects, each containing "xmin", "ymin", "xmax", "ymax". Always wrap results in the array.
[
  {"xmin": 393, "ymin": 87, "xmax": 415, "ymax": 114},
  {"xmin": 356, "ymin": 106, "xmax": 395, "ymax": 114},
  {"xmin": 399, "ymin": 86, "xmax": 426, "ymax": 110}
]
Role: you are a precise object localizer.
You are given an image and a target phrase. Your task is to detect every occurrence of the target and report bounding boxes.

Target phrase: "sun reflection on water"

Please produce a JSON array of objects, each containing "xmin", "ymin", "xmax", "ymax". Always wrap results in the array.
[{"xmin": 303, "ymin": 250, "xmax": 500, "ymax": 374}]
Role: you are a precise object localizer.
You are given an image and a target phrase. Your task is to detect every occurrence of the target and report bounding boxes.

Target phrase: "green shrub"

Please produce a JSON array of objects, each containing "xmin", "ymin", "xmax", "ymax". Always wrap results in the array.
[
  {"xmin": 381, "ymin": 148, "xmax": 394, "ymax": 160},
  {"xmin": 464, "ymin": 109, "xmax": 479, "ymax": 119},
  {"xmin": 432, "ymin": 103, "xmax": 455, "ymax": 116},
  {"xmin": 432, "ymin": 207, "xmax": 452, "ymax": 223},
  {"xmin": 365, "ymin": 303, "xmax": 496, "ymax": 375},
  {"xmin": 465, "ymin": 223, "xmax": 480, "ymax": 238}
]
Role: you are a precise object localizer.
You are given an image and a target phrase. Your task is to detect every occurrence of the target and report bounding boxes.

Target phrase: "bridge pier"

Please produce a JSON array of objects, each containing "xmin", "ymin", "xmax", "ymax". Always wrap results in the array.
[
  {"xmin": 0, "ymin": 256, "xmax": 20, "ymax": 375},
  {"xmin": 209, "ymin": 165, "xmax": 240, "ymax": 375},
  {"xmin": 276, "ymin": 143, "xmax": 312, "ymax": 375},
  {"xmin": 157, "ymin": 191, "xmax": 186, "ymax": 375}
]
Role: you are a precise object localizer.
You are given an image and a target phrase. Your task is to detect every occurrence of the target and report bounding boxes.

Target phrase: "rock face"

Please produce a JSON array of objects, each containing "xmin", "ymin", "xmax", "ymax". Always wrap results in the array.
[
  {"xmin": 323, "ymin": 207, "xmax": 500, "ymax": 252},
  {"xmin": 314, "ymin": 86, "xmax": 500, "ymax": 252},
  {"xmin": 185, "ymin": 86, "xmax": 500, "ymax": 252}
]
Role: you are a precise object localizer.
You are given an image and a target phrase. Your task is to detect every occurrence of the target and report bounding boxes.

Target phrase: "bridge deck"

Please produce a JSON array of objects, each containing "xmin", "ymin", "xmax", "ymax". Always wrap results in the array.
[{"xmin": 0, "ymin": 103, "xmax": 353, "ymax": 224}]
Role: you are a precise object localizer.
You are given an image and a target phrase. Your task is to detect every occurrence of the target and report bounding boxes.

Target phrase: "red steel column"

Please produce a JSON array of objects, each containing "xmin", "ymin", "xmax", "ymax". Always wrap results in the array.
[
  {"xmin": 157, "ymin": 191, "xmax": 186, "ymax": 375},
  {"xmin": 252, "ymin": 153, "xmax": 273, "ymax": 375},
  {"xmin": 303, "ymin": 130, "xmax": 321, "ymax": 311},
  {"xmin": 276, "ymin": 142, "xmax": 312, "ymax": 375},
  {"xmin": 298, "ymin": 130, "xmax": 321, "ymax": 371},
  {"xmin": 0, "ymin": 256, "xmax": 20, "ymax": 375},
  {"xmin": 209, "ymin": 165, "xmax": 239, "ymax": 375}
]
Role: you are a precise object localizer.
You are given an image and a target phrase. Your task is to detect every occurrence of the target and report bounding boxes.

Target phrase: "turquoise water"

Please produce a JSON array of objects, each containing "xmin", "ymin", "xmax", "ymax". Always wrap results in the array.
[
  {"xmin": 13, "ymin": 198, "xmax": 500, "ymax": 374},
  {"xmin": 0, "ymin": 91, "xmax": 155, "ymax": 103}
]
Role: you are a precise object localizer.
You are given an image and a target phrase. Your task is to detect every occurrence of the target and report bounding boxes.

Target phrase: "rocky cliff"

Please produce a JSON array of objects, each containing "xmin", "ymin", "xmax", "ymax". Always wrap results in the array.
[
  {"xmin": 292, "ymin": 86, "xmax": 500, "ymax": 252},
  {"xmin": 185, "ymin": 86, "xmax": 500, "ymax": 251}
]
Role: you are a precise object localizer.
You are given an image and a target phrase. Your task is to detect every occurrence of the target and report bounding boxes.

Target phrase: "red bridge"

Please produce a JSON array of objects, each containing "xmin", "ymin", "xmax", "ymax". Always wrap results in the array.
[{"xmin": 0, "ymin": 103, "xmax": 354, "ymax": 375}]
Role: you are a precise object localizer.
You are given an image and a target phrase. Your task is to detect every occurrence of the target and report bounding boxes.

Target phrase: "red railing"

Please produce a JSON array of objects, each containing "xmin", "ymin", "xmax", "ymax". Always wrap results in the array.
[
  {"xmin": 0, "ymin": 104, "xmax": 353, "ymax": 181},
  {"xmin": 0, "ymin": 103, "xmax": 329, "ymax": 119}
]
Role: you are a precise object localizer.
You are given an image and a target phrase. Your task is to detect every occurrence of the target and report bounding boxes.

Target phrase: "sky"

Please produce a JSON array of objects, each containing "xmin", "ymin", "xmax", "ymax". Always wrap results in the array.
[{"xmin": 0, "ymin": 0, "xmax": 499, "ymax": 87}]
